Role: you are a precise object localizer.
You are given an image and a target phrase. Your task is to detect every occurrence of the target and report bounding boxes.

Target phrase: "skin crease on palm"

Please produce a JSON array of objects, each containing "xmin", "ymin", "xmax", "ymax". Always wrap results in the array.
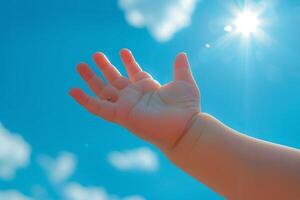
[{"xmin": 69, "ymin": 49, "xmax": 200, "ymax": 150}]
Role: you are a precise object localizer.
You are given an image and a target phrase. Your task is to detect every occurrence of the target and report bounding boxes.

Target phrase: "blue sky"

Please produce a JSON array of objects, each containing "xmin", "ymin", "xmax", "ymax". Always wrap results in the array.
[{"xmin": 0, "ymin": 0, "xmax": 299, "ymax": 199}]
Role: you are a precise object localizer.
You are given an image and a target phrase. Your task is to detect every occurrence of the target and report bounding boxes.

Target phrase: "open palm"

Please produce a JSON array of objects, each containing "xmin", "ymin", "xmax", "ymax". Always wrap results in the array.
[{"xmin": 70, "ymin": 49, "xmax": 200, "ymax": 149}]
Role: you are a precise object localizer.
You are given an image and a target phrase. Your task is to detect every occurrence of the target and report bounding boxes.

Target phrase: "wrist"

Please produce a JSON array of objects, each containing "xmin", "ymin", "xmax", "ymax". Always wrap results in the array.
[
  {"xmin": 162, "ymin": 113, "xmax": 244, "ymax": 198},
  {"xmin": 162, "ymin": 112, "xmax": 210, "ymax": 160}
]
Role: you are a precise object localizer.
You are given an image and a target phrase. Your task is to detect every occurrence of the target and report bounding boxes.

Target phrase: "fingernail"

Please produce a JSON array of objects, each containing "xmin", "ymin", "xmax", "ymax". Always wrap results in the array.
[
  {"xmin": 94, "ymin": 52, "xmax": 111, "ymax": 65},
  {"xmin": 176, "ymin": 52, "xmax": 189, "ymax": 67},
  {"xmin": 120, "ymin": 49, "xmax": 134, "ymax": 63}
]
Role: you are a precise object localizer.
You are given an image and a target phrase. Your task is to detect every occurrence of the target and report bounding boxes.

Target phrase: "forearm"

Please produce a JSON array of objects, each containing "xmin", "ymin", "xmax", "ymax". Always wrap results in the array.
[{"xmin": 163, "ymin": 113, "xmax": 300, "ymax": 199}]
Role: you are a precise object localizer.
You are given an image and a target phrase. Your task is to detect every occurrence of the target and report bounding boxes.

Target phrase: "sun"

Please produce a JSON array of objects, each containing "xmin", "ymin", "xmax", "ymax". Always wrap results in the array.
[{"xmin": 234, "ymin": 10, "xmax": 260, "ymax": 37}]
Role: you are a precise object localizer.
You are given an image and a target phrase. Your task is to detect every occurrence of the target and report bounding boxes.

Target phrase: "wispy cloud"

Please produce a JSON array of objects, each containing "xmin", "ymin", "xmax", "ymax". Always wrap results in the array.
[
  {"xmin": 63, "ymin": 183, "xmax": 109, "ymax": 200},
  {"xmin": 0, "ymin": 190, "xmax": 31, "ymax": 200},
  {"xmin": 119, "ymin": 0, "xmax": 197, "ymax": 42},
  {"xmin": 107, "ymin": 147, "xmax": 158, "ymax": 172},
  {"xmin": 0, "ymin": 123, "xmax": 31, "ymax": 180},
  {"xmin": 31, "ymin": 185, "xmax": 49, "ymax": 200},
  {"xmin": 37, "ymin": 151, "xmax": 77, "ymax": 184},
  {"xmin": 63, "ymin": 182, "xmax": 145, "ymax": 200}
]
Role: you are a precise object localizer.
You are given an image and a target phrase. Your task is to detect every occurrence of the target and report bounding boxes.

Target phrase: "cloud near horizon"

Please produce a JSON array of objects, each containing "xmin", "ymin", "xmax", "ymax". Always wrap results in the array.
[
  {"xmin": 107, "ymin": 147, "xmax": 158, "ymax": 172},
  {"xmin": 63, "ymin": 182, "xmax": 145, "ymax": 200},
  {"xmin": 37, "ymin": 151, "xmax": 77, "ymax": 184},
  {"xmin": 119, "ymin": 0, "xmax": 197, "ymax": 42},
  {"xmin": 0, "ymin": 190, "xmax": 31, "ymax": 200},
  {"xmin": 0, "ymin": 123, "xmax": 31, "ymax": 180}
]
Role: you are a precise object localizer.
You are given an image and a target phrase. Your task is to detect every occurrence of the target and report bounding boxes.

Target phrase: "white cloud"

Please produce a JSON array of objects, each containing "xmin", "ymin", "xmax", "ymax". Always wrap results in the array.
[
  {"xmin": 0, "ymin": 190, "xmax": 31, "ymax": 200},
  {"xmin": 63, "ymin": 182, "xmax": 145, "ymax": 200},
  {"xmin": 64, "ymin": 183, "xmax": 109, "ymax": 200},
  {"xmin": 119, "ymin": 0, "xmax": 198, "ymax": 42},
  {"xmin": 107, "ymin": 147, "xmax": 158, "ymax": 172},
  {"xmin": 37, "ymin": 151, "xmax": 77, "ymax": 184},
  {"xmin": 0, "ymin": 123, "xmax": 31, "ymax": 180}
]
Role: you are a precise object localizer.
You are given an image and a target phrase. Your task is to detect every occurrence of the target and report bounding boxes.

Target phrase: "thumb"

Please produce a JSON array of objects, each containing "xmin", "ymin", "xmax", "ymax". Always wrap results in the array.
[{"xmin": 173, "ymin": 52, "xmax": 196, "ymax": 84}]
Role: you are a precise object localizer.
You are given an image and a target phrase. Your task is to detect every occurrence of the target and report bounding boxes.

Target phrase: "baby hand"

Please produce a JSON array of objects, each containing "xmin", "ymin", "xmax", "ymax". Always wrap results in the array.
[{"xmin": 70, "ymin": 49, "xmax": 200, "ymax": 149}]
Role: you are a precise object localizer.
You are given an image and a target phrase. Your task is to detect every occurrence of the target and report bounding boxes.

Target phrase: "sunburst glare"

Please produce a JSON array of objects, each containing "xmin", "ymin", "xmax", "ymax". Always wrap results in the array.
[{"xmin": 235, "ymin": 10, "xmax": 260, "ymax": 37}]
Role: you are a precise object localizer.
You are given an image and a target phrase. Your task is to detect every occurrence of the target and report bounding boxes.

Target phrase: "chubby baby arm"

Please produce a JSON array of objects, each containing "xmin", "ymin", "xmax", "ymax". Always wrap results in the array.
[{"xmin": 70, "ymin": 49, "xmax": 300, "ymax": 199}]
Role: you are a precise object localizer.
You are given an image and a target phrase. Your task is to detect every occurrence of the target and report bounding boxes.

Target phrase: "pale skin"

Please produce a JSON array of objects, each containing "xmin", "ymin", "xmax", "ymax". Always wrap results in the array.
[{"xmin": 70, "ymin": 49, "xmax": 300, "ymax": 199}]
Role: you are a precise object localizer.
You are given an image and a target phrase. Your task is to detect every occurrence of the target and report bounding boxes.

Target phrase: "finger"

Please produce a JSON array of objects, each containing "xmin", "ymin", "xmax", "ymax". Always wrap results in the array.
[
  {"xmin": 93, "ymin": 52, "xmax": 130, "ymax": 89},
  {"xmin": 69, "ymin": 88, "xmax": 116, "ymax": 122},
  {"xmin": 173, "ymin": 53, "xmax": 196, "ymax": 84},
  {"xmin": 77, "ymin": 63, "xmax": 119, "ymax": 102},
  {"xmin": 69, "ymin": 88, "xmax": 100, "ymax": 112},
  {"xmin": 93, "ymin": 52, "xmax": 121, "ymax": 83},
  {"xmin": 77, "ymin": 63, "xmax": 106, "ymax": 97},
  {"xmin": 120, "ymin": 49, "xmax": 143, "ymax": 81}
]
